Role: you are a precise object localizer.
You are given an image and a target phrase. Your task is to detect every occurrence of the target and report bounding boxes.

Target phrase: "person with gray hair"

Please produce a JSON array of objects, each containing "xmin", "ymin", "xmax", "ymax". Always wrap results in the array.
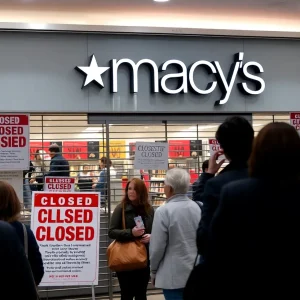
[{"xmin": 150, "ymin": 168, "xmax": 201, "ymax": 300}]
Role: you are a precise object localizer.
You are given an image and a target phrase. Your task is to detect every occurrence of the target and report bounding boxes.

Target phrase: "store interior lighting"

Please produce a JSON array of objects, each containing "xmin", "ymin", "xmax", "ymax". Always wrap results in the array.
[{"xmin": 83, "ymin": 127, "xmax": 103, "ymax": 133}]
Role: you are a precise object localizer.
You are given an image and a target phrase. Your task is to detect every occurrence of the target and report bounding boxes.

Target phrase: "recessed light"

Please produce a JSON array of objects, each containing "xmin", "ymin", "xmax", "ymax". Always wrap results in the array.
[{"xmin": 154, "ymin": 0, "xmax": 169, "ymax": 2}]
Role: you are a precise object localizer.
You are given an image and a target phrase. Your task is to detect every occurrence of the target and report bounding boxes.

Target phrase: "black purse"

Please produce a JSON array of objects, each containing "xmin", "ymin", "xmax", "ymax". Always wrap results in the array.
[{"xmin": 184, "ymin": 259, "xmax": 211, "ymax": 300}]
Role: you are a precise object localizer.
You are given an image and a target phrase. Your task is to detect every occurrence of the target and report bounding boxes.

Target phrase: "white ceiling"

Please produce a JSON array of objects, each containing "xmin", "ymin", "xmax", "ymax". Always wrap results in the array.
[{"xmin": 0, "ymin": 0, "xmax": 300, "ymax": 33}]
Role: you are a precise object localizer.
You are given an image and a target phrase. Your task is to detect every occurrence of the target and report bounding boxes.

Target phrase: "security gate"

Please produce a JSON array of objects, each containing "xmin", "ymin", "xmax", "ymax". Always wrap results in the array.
[{"xmin": 20, "ymin": 112, "xmax": 289, "ymax": 299}]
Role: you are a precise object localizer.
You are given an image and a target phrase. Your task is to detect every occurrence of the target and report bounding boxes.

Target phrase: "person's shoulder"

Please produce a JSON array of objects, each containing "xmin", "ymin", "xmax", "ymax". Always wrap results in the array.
[
  {"xmin": 10, "ymin": 220, "xmax": 21, "ymax": 230},
  {"xmin": 155, "ymin": 204, "xmax": 167, "ymax": 215},
  {"xmin": 149, "ymin": 205, "xmax": 155, "ymax": 215},
  {"xmin": 222, "ymin": 178, "xmax": 261, "ymax": 201},
  {"xmin": 208, "ymin": 168, "xmax": 248, "ymax": 188},
  {"xmin": 0, "ymin": 221, "xmax": 16, "ymax": 235},
  {"xmin": 114, "ymin": 203, "xmax": 123, "ymax": 211}
]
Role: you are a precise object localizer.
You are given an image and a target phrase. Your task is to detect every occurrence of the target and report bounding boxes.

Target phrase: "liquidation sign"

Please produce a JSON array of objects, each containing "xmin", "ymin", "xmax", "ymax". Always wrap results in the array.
[
  {"xmin": 134, "ymin": 142, "xmax": 169, "ymax": 170},
  {"xmin": 0, "ymin": 114, "xmax": 29, "ymax": 170},
  {"xmin": 290, "ymin": 112, "xmax": 300, "ymax": 132},
  {"xmin": 31, "ymin": 192, "xmax": 100, "ymax": 286},
  {"xmin": 44, "ymin": 177, "xmax": 75, "ymax": 193}
]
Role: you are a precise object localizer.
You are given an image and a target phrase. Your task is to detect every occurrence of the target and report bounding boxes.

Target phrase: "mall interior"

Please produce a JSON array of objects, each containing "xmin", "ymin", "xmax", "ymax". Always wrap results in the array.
[{"xmin": 0, "ymin": 0, "xmax": 300, "ymax": 299}]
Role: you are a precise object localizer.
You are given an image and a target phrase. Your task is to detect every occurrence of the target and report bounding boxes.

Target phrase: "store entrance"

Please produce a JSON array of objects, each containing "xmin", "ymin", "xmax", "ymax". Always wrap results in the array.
[
  {"xmin": 28, "ymin": 113, "xmax": 290, "ymax": 299},
  {"xmin": 88, "ymin": 113, "xmax": 252, "ymax": 211}
]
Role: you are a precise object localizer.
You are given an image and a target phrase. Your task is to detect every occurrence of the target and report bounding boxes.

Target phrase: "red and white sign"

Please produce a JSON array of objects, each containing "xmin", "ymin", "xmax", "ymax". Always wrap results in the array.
[
  {"xmin": 290, "ymin": 112, "xmax": 300, "ymax": 131},
  {"xmin": 31, "ymin": 192, "xmax": 100, "ymax": 286},
  {"xmin": 0, "ymin": 114, "xmax": 30, "ymax": 170},
  {"xmin": 44, "ymin": 177, "xmax": 76, "ymax": 193},
  {"xmin": 208, "ymin": 139, "xmax": 226, "ymax": 161}
]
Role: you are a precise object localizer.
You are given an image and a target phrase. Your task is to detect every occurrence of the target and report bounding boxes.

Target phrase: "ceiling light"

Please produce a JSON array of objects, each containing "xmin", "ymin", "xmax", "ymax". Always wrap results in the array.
[{"xmin": 154, "ymin": 0, "xmax": 169, "ymax": 2}]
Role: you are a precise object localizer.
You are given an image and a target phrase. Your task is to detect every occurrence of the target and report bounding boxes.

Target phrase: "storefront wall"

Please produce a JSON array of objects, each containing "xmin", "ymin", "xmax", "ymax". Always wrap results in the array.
[
  {"xmin": 0, "ymin": 32, "xmax": 299, "ymax": 113},
  {"xmin": 1, "ymin": 31, "xmax": 297, "ymax": 298}
]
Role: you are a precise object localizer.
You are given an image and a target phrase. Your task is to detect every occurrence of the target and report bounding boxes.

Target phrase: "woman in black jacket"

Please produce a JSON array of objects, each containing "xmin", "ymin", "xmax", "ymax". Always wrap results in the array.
[
  {"xmin": 205, "ymin": 122, "xmax": 300, "ymax": 299},
  {"xmin": 0, "ymin": 181, "xmax": 44, "ymax": 285},
  {"xmin": 0, "ymin": 221, "xmax": 38, "ymax": 299}
]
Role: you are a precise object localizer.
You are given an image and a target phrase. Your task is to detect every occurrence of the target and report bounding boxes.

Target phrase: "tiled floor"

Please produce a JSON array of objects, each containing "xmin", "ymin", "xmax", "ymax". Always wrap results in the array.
[{"xmin": 147, "ymin": 295, "xmax": 164, "ymax": 300}]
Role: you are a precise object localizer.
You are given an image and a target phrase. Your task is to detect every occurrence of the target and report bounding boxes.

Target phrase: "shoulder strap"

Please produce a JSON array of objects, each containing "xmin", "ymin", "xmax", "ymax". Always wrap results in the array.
[
  {"xmin": 22, "ymin": 223, "xmax": 28, "ymax": 258},
  {"xmin": 122, "ymin": 203, "xmax": 126, "ymax": 230},
  {"xmin": 22, "ymin": 224, "xmax": 40, "ymax": 299}
]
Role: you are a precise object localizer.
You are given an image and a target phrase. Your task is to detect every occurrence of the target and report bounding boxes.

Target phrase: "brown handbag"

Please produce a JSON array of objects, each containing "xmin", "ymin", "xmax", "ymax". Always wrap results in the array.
[{"xmin": 107, "ymin": 203, "xmax": 148, "ymax": 272}]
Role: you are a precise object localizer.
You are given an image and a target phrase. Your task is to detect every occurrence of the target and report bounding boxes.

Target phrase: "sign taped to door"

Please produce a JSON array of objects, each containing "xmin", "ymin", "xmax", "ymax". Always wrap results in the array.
[
  {"xmin": 44, "ymin": 177, "xmax": 75, "ymax": 193},
  {"xmin": 31, "ymin": 192, "xmax": 100, "ymax": 286},
  {"xmin": 0, "ymin": 114, "xmax": 30, "ymax": 170},
  {"xmin": 134, "ymin": 142, "xmax": 169, "ymax": 170}
]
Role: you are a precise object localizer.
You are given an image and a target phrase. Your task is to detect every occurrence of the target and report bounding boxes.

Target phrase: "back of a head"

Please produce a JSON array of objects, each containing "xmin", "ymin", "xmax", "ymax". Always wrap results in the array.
[
  {"xmin": 165, "ymin": 168, "xmax": 190, "ymax": 194},
  {"xmin": 0, "ymin": 181, "xmax": 21, "ymax": 222},
  {"xmin": 101, "ymin": 156, "xmax": 112, "ymax": 167},
  {"xmin": 49, "ymin": 143, "xmax": 60, "ymax": 153},
  {"xmin": 216, "ymin": 116, "xmax": 254, "ymax": 162},
  {"xmin": 249, "ymin": 122, "xmax": 300, "ymax": 180}
]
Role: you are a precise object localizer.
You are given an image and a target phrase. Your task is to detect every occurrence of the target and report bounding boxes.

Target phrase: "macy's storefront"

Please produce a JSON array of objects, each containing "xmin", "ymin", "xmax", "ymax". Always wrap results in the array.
[{"xmin": 0, "ymin": 28, "xmax": 299, "ymax": 298}]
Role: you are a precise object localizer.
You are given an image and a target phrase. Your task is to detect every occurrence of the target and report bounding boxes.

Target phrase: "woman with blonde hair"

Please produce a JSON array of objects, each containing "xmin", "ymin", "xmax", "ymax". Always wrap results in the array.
[
  {"xmin": 109, "ymin": 178, "xmax": 154, "ymax": 300},
  {"xmin": 0, "ymin": 181, "xmax": 44, "ymax": 285}
]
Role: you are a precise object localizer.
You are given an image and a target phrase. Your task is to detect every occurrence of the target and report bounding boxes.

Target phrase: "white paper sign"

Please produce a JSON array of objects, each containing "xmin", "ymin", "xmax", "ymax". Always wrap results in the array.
[
  {"xmin": 0, "ymin": 114, "xmax": 30, "ymax": 170},
  {"xmin": 134, "ymin": 142, "xmax": 169, "ymax": 170},
  {"xmin": 208, "ymin": 139, "xmax": 226, "ymax": 161},
  {"xmin": 0, "ymin": 171, "xmax": 23, "ymax": 201},
  {"xmin": 44, "ymin": 177, "xmax": 75, "ymax": 192},
  {"xmin": 31, "ymin": 192, "xmax": 100, "ymax": 286}
]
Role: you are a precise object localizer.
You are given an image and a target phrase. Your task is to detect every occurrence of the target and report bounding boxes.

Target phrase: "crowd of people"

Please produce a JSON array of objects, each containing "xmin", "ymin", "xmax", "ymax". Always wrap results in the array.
[
  {"xmin": 23, "ymin": 143, "xmax": 116, "ymax": 209},
  {"xmin": 108, "ymin": 117, "xmax": 300, "ymax": 300}
]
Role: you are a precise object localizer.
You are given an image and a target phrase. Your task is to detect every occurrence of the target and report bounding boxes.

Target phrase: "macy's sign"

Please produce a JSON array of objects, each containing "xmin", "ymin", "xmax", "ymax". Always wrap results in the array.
[{"xmin": 75, "ymin": 52, "xmax": 265, "ymax": 106}]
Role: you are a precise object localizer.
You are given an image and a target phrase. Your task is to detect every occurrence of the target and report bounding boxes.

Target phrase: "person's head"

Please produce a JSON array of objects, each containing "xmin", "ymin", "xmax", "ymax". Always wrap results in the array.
[
  {"xmin": 164, "ymin": 168, "xmax": 190, "ymax": 199},
  {"xmin": 35, "ymin": 149, "xmax": 42, "ymax": 161},
  {"xmin": 216, "ymin": 116, "xmax": 254, "ymax": 162},
  {"xmin": 0, "ymin": 181, "xmax": 21, "ymax": 222},
  {"xmin": 202, "ymin": 160, "xmax": 209, "ymax": 173},
  {"xmin": 49, "ymin": 144, "xmax": 60, "ymax": 158},
  {"xmin": 168, "ymin": 163, "xmax": 176, "ymax": 169},
  {"xmin": 123, "ymin": 178, "xmax": 151, "ymax": 213},
  {"xmin": 249, "ymin": 122, "xmax": 300, "ymax": 179},
  {"xmin": 82, "ymin": 164, "xmax": 90, "ymax": 173},
  {"xmin": 99, "ymin": 157, "xmax": 112, "ymax": 169}
]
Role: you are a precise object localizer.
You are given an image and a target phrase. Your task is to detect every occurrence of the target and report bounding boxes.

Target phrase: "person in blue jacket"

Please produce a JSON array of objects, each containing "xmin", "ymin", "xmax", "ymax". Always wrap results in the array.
[{"xmin": 92, "ymin": 157, "xmax": 116, "ymax": 207}]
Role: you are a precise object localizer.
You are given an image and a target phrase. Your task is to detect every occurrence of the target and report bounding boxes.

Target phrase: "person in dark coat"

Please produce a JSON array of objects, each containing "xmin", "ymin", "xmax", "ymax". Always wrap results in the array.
[
  {"xmin": 196, "ymin": 116, "xmax": 254, "ymax": 259},
  {"xmin": 0, "ymin": 220, "xmax": 38, "ymax": 300},
  {"xmin": 192, "ymin": 160, "xmax": 209, "ymax": 201},
  {"xmin": 205, "ymin": 122, "xmax": 300, "ymax": 298},
  {"xmin": 30, "ymin": 143, "xmax": 70, "ymax": 186},
  {"xmin": 0, "ymin": 181, "xmax": 44, "ymax": 285}
]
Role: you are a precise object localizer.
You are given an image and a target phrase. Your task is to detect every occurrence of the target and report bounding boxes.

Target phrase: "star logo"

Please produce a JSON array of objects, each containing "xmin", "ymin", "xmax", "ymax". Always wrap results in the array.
[{"xmin": 75, "ymin": 54, "xmax": 110, "ymax": 89}]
